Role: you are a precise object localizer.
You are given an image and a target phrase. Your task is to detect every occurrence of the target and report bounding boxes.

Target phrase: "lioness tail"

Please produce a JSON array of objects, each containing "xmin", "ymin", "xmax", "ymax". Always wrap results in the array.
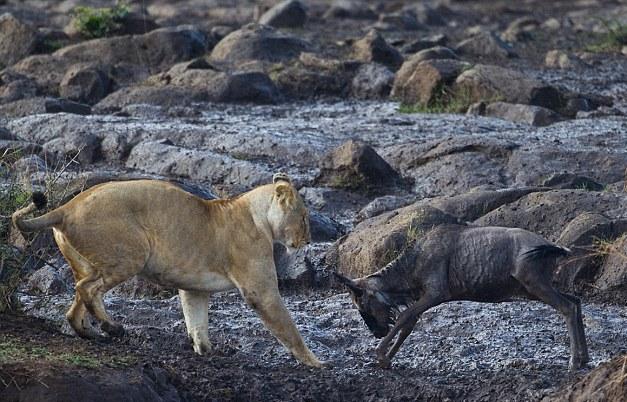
[{"xmin": 12, "ymin": 192, "xmax": 63, "ymax": 233}]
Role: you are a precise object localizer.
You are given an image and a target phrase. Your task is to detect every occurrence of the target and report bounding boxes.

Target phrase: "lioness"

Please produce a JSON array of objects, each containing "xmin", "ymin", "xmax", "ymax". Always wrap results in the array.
[{"xmin": 12, "ymin": 173, "xmax": 324, "ymax": 367}]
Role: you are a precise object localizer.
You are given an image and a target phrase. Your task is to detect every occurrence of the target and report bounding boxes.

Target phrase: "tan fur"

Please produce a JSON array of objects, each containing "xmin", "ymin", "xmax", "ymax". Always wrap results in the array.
[{"xmin": 12, "ymin": 177, "xmax": 323, "ymax": 367}]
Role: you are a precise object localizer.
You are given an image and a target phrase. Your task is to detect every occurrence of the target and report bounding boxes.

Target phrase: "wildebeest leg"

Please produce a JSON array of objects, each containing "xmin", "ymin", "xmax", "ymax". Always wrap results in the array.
[
  {"xmin": 560, "ymin": 292, "xmax": 589, "ymax": 363},
  {"xmin": 376, "ymin": 296, "xmax": 440, "ymax": 368},
  {"xmin": 516, "ymin": 276, "xmax": 586, "ymax": 370},
  {"xmin": 385, "ymin": 316, "xmax": 419, "ymax": 362}
]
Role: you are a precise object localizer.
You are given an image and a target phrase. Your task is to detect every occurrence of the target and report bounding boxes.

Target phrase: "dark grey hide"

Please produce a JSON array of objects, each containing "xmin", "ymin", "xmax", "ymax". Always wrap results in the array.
[{"xmin": 336, "ymin": 224, "xmax": 588, "ymax": 370}]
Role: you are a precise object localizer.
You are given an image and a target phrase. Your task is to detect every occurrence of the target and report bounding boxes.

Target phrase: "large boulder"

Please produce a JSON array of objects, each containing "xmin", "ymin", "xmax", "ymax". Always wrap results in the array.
[
  {"xmin": 145, "ymin": 60, "xmax": 281, "ymax": 104},
  {"xmin": 211, "ymin": 23, "xmax": 309, "ymax": 66},
  {"xmin": 554, "ymin": 213, "xmax": 627, "ymax": 292},
  {"xmin": 0, "ymin": 71, "xmax": 38, "ymax": 103},
  {"xmin": 595, "ymin": 234, "xmax": 627, "ymax": 294},
  {"xmin": 454, "ymin": 64, "xmax": 562, "ymax": 111},
  {"xmin": 315, "ymin": 139, "xmax": 405, "ymax": 194},
  {"xmin": 323, "ymin": 0, "xmax": 377, "ymax": 19},
  {"xmin": 258, "ymin": 0, "xmax": 307, "ymax": 28},
  {"xmin": 0, "ymin": 13, "xmax": 38, "ymax": 66},
  {"xmin": 481, "ymin": 102, "xmax": 561, "ymax": 126},
  {"xmin": 126, "ymin": 139, "xmax": 273, "ymax": 188},
  {"xmin": 0, "ymin": 97, "xmax": 91, "ymax": 118},
  {"xmin": 455, "ymin": 31, "xmax": 517, "ymax": 59},
  {"xmin": 382, "ymin": 136, "xmax": 518, "ymax": 197},
  {"xmin": 59, "ymin": 64, "xmax": 112, "ymax": 105},
  {"xmin": 329, "ymin": 203, "xmax": 458, "ymax": 278},
  {"xmin": 392, "ymin": 58, "xmax": 469, "ymax": 106},
  {"xmin": 55, "ymin": 25, "xmax": 208, "ymax": 70},
  {"xmin": 94, "ymin": 86, "xmax": 207, "ymax": 113},
  {"xmin": 352, "ymin": 30, "xmax": 403, "ymax": 70},
  {"xmin": 474, "ymin": 190, "xmax": 627, "ymax": 242},
  {"xmin": 350, "ymin": 63, "xmax": 394, "ymax": 99}
]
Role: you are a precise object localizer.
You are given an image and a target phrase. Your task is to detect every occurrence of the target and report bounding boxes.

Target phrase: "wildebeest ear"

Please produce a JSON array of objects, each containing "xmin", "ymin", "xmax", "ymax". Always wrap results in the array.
[{"xmin": 333, "ymin": 272, "xmax": 363, "ymax": 296}]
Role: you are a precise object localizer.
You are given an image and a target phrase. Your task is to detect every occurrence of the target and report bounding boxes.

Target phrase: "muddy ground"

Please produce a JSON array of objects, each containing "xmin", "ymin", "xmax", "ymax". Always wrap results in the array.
[
  {"xmin": 0, "ymin": 288, "xmax": 624, "ymax": 401},
  {"xmin": 2, "ymin": 0, "xmax": 627, "ymax": 400}
]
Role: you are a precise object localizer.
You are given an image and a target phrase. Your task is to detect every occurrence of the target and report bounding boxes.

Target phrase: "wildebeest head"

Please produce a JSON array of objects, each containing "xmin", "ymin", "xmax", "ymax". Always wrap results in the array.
[{"xmin": 335, "ymin": 273, "xmax": 394, "ymax": 339}]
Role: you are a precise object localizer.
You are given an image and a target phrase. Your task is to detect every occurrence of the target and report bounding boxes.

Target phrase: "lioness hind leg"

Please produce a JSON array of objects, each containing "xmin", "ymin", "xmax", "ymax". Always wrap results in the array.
[
  {"xmin": 179, "ymin": 290, "xmax": 211, "ymax": 354},
  {"xmin": 77, "ymin": 274, "xmax": 129, "ymax": 338},
  {"xmin": 66, "ymin": 292, "xmax": 97, "ymax": 338}
]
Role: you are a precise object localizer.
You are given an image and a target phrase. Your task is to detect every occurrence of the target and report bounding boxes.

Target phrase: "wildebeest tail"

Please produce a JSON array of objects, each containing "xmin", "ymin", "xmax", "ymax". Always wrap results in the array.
[{"xmin": 521, "ymin": 244, "xmax": 571, "ymax": 261}]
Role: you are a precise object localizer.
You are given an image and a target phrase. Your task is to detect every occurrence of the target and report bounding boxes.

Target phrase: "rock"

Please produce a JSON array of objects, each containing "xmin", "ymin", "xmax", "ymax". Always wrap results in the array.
[
  {"xmin": 2, "ymin": 363, "xmax": 185, "ymax": 402},
  {"xmin": 26, "ymin": 264, "xmax": 71, "ymax": 295},
  {"xmin": 329, "ymin": 203, "xmax": 458, "ymax": 278},
  {"xmin": 356, "ymin": 194, "xmax": 416, "ymax": 221},
  {"xmin": 553, "ymin": 213, "xmax": 627, "ymax": 292},
  {"xmin": 428, "ymin": 187, "xmax": 547, "ymax": 222},
  {"xmin": 59, "ymin": 64, "xmax": 112, "ymax": 105},
  {"xmin": 309, "ymin": 210, "xmax": 344, "ymax": 242},
  {"xmin": 501, "ymin": 17, "xmax": 540, "ymax": 42},
  {"xmin": 405, "ymin": 3, "xmax": 450, "ymax": 26},
  {"xmin": 352, "ymin": 30, "xmax": 403, "ymax": 71},
  {"xmin": 42, "ymin": 129, "xmax": 100, "ymax": 165},
  {"xmin": 407, "ymin": 46, "xmax": 458, "ymax": 63},
  {"xmin": 94, "ymin": 86, "xmax": 206, "ymax": 113},
  {"xmin": 350, "ymin": 63, "xmax": 394, "ymax": 99},
  {"xmin": 401, "ymin": 34, "xmax": 448, "ymax": 54},
  {"xmin": 258, "ymin": 0, "xmax": 307, "ymax": 28},
  {"xmin": 382, "ymin": 136, "xmax": 518, "ymax": 197},
  {"xmin": 482, "ymin": 102, "xmax": 561, "ymax": 126},
  {"xmin": 474, "ymin": 190, "xmax": 627, "ymax": 241},
  {"xmin": 454, "ymin": 64, "xmax": 562, "ymax": 111},
  {"xmin": 542, "ymin": 173, "xmax": 604, "ymax": 191},
  {"xmin": 544, "ymin": 50, "xmax": 587, "ymax": 69},
  {"xmin": 0, "ymin": 97, "xmax": 91, "ymax": 118},
  {"xmin": 126, "ymin": 139, "xmax": 272, "ymax": 188},
  {"xmin": 596, "ymin": 234, "xmax": 627, "ymax": 293},
  {"xmin": 507, "ymin": 148, "xmax": 627, "ymax": 187},
  {"xmin": 315, "ymin": 139, "xmax": 404, "ymax": 194},
  {"xmin": 270, "ymin": 60, "xmax": 352, "ymax": 99},
  {"xmin": 299, "ymin": 186, "xmax": 370, "ymax": 217},
  {"xmin": 9, "ymin": 54, "xmax": 76, "ymax": 95},
  {"xmin": 375, "ymin": 11, "xmax": 422, "ymax": 31},
  {"xmin": 211, "ymin": 23, "xmax": 309, "ymax": 66},
  {"xmin": 542, "ymin": 17, "xmax": 562, "ymax": 31},
  {"xmin": 0, "ymin": 13, "xmax": 38, "ymax": 66},
  {"xmin": 55, "ymin": 25, "xmax": 208, "ymax": 70},
  {"xmin": 0, "ymin": 71, "xmax": 38, "ymax": 103},
  {"xmin": 544, "ymin": 353, "xmax": 627, "ymax": 402},
  {"xmin": 391, "ymin": 58, "xmax": 468, "ymax": 106},
  {"xmin": 324, "ymin": 0, "xmax": 377, "ymax": 20},
  {"xmin": 456, "ymin": 31, "xmax": 517, "ymax": 59},
  {"xmin": 274, "ymin": 244, "xmax": 316, "ymax": 286}
]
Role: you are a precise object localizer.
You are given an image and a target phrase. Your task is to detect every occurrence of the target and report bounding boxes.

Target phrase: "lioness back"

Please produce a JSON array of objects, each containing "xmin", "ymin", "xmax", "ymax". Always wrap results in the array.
[{"xmin": 54, "ymin": 180, "xmax": 262, "ymax": 291}]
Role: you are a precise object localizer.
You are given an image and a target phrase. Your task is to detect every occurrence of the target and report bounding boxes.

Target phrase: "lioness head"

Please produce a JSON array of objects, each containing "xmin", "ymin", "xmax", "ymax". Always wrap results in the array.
[{"xmin": 268, "ymin": 173, "xmax": 310, "ymax": 252}]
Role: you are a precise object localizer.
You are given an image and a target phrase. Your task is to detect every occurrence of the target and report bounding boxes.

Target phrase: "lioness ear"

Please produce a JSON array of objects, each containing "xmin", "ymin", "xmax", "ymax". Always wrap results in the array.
[
  {"xmin": 273, "ymin": 172, "xmax": 291, "ymax": 184},
  {"xmin": 334, "ymin": 272, "xmax": 364, "ymax": 297}
]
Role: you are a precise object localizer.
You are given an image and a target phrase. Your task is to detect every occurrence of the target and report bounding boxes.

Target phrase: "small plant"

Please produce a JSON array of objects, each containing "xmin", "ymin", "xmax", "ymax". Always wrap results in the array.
[
  {"xmin": 586, "ymin": 19, "xmax": 627, "ymax": 53},
  {"xmin": 72, "ymin": 1, "xmax": 130, "ymax": 39},
  {"xmin": 398, "ymin": 85, "xmax": 476, "ymax": 115}
]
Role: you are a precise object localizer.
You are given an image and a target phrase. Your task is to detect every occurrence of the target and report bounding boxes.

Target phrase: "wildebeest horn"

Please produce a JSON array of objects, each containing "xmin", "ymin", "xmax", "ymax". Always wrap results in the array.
[{"xmin": 333, "ymin": 272, "xmax": 363, "ymax": 295}]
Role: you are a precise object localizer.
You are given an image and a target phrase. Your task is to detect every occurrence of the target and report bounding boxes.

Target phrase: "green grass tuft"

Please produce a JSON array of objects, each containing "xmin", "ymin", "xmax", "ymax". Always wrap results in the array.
[
  {"xmin": 72, "ymin": 2, "xmax": 130, "ymax": 39},
  {"xmin": 586, "ymin": 19, "xmax": 627, "ymax": 53},
  {"xmin": 398, "ymin": 85, "xmax": 476, "ymax": 115}
]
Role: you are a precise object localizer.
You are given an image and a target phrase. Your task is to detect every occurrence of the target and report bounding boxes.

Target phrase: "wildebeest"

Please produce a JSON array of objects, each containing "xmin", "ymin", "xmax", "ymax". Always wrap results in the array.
[{"xmin": 336, "ymin": 224, "xmax": 589, "ymax": 370}]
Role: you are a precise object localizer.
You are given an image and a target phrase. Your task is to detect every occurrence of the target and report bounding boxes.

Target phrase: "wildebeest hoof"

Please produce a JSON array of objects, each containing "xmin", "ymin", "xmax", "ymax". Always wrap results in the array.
[
  {"xmin": 101, "ymin": 322, "xmax": 125, "ymax": 338},
  {"xmin": 568, "ymin": 357, "xmax": 588, "ymax": 371},
  {"xmin": 377, "ymin": 357, "xmax": 392, "ymax": 369}
]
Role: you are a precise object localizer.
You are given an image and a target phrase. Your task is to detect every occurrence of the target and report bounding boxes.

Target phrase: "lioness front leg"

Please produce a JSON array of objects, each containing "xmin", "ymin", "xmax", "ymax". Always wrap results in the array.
[
  {"xmin": 242, "ymin": 286, "xmax": 323, "ymax": 367},
  {"xmin": 179, "ymin": 289, "xmax": 211, "ymax": 354}
]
